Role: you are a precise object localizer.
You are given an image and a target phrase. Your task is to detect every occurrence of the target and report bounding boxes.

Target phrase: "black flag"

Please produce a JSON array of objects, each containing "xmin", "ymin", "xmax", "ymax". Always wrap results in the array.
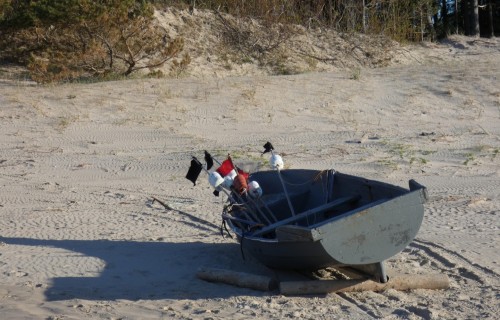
[
  {"xmin": 204, "ymin": 150, "xmax": 214, "ymax": 170},
  {"xmin": 185, "ymin": 157, "xmax": 202, "ymax": 186},
  {"xmin": 262, "ymin": 141, "xmax": 274, "ymax": 154}
]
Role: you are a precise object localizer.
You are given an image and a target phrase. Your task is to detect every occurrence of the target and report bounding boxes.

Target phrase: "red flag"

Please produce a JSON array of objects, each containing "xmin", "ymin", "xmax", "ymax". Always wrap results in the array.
[{"xmin": 216, "ymin": 159, "xmax": 235, "ymax": 177}]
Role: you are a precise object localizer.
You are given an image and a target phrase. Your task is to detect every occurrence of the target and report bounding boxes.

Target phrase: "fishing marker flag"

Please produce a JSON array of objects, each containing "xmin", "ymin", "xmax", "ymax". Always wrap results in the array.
[
  {"xmin": 204, "ymin": 150, "xmax": 214, "ymax": 170},
  {"xmin": 215, "ymin": 155, "xmax": 250, "ymax": 191},
  {"xmin": 262, "ymin": 141, "xmax": 274, "ymax": 154},
  {"xmin": 215, "ymin": 155, "xmax": 249, "ymax": 180},
  {"xmin": 216, "ymin": 158, "xmax": 235, "ymax": 177},
  {"xmin": 185, "ymin": 157, "xmax": 203, "ymax": 186}
]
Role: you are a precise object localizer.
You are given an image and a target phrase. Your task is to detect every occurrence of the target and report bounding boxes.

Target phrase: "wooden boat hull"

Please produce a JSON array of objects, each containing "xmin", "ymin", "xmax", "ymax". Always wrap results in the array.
[{"xmin": 225, "ymin": 169, "xmax": 427, "ymax": 279}]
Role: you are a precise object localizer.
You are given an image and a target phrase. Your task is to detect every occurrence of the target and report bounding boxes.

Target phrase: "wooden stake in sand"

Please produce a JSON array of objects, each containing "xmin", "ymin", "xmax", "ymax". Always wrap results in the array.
[
  {"xmin": 196, "ymin": 267, "xmax": 278, "ymax": 291},
  {"xmin": 279, "ymin": 274, "xmax": 450, "ymax": 295},
  {"xmin": 151, "ymin": 197, "xmax": 173, "ymax": 210}
]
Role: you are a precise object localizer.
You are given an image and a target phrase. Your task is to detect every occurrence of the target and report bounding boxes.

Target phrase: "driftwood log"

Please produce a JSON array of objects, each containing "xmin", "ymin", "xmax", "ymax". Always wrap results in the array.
[
  {"xmin": 196, "ymin": 267, "xmax": 278, "ymax": 291},
  {"xmin": 280, "ymin": 274, "xmax": 450, "ymax": 295}
]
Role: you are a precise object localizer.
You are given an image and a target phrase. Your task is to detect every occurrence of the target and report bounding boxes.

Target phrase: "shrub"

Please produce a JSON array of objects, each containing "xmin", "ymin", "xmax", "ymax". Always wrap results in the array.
[{"xmin": 0, "ymin": 0, "xmax": 184, "ymax": 82}]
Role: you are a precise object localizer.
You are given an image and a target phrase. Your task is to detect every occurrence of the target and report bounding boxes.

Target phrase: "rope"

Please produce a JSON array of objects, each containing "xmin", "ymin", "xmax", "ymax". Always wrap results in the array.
[
  {"xmin": 279, "ymin": 170, "xmax": 330, "ymax": 187},
  {"xmin": 240, "ymin": 233, "xmax": 246, "ymax": 261},
  {"xmin": 220, "ymin": 220, "xmax": 233, "ymax": 239}
]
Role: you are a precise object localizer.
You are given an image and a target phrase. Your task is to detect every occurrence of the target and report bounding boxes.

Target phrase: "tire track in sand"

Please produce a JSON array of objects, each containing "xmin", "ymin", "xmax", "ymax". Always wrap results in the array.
[{"xmin": 411, "ymin": 239, "xmax": 499, "ymax": 281}]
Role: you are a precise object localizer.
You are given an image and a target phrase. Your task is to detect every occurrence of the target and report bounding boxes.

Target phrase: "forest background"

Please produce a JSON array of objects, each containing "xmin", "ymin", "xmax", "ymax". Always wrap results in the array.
[{"xmin": 0, "ymin": 0, "xmax": 498, "ymax": 82}]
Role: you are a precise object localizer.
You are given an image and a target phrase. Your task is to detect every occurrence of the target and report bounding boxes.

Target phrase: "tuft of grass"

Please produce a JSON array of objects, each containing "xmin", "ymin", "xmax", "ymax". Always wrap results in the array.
[
  {"xmin": 146, "ymin": 70, "xmax": 165, "ymax": 78},
  {"xmin": 57, "ymin": 115, "xmax": 78, "ymax": 131},
  {"xmin": 241, "ymin": 88, "xmax": 256, "ymax": 101},
  {"xmin": 158, "ymin": 88, "xmax": 174, "ymax": 100},
  {"xmin": 376, "ymin": 159, "xmax": 399, "ymax": 171},
  {"xmin": 170, "ymin": 53, "xmax": 191, "ymax": 78},
  {"xmin": 381, "ymin": 141, "xmax": 433, "ymax": 168},
  {"xmin": 389, "ymin": 143, "xmax": 412, "ymax": 160},
  {"xmin": 304, "ymin": 56, "xmax": 318, "ymax": 70},
  {"xmin": 350, "ymin": 67, "xmax": 361, "ymax": 80},
  {"xmin": 273, "ymin": 62, "xmax": 297, "ymax": 76},
  {"xmin": 239, "ymin": 56, "xmax": 253, "ymax": 64},
  {"xmin": 31, "ymin": 102, "xmax": 48, "ymax": 116},
  {"xmin": 420, "ymin": 150, "xmax": 436, "ymax": 156},
  {"xmin": 410, "ymin": 157, "xmax": 427, "ymax": 165},
  {"xmin": 463, "ymin": 153, "xmax": 475, "ymax": 166}
]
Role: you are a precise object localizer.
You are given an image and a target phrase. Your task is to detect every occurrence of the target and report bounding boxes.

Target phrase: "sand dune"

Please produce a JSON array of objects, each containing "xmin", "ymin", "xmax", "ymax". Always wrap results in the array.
[{"xmin": 0, "ymin": 14, "xmax": 499, "ymax": 320}]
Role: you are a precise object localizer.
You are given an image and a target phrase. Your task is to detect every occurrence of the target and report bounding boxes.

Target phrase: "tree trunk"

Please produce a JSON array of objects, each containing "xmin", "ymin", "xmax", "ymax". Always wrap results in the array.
[
  {"xmin": 487, "ymin": 0, "xmax": 495, "ymax": 37},
  {"xmin": 324, "ymin": 0, "xmax": 333, "ymax": 26},
  {"xmin": 442, "ymin": 0, "xmax": 449, "ymax": 36},
  {"xmin": 463, "ymin": 0, "xmax": 471, "ymax": 35},
  {"xmin": 362, "ymin": 0, "xmax": 367, "ymax": 33},
  {"xmin": 471, "ymin": 0, "xmax": 480, "ymax": 36}
]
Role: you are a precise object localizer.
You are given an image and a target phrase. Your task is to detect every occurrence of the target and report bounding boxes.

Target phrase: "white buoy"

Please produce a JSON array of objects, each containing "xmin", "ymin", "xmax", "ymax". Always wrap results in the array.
[
  {"xmin": 222, "ymin": 175, "xmax": 234, "ymax": 189},
  {"xmin": 220, "ymin": 169, "xmax": 237, "ymax": 189},
  {"xmin": 248, "ymin": 181, "xmax": 263, "ymax": 198},
  {"xmin": 270, "ymin": 154, "xmax": 284, "ymax": 170},
  {"xmin": 227, "ymin": 169, "xmax": 237, "ymax": 179},
  {"xmin": 208, "ymin": 171, "xmax": 224, "ymax": 188}
]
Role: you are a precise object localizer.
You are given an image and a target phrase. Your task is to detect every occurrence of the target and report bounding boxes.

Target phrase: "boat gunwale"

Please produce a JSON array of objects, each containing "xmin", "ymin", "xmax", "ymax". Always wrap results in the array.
[{"xmin": 226, "ymin": 192, "xmax": 413, "ymax": 242}]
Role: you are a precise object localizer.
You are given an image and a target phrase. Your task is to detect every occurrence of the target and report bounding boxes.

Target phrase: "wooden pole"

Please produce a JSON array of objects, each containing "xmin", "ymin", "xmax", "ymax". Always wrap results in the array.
[
  {"xmin": 280, "ymin": 274, "xmax": 450, "ymax": 295},
  {"xmin": 211, "ymin": 155, "xmax": 268, "ymax": 225},
  {"xmin": 271, "ymin": 150, "xmax": 296, "ymax": 216},
  {"xmin": 193, "ymin": 157, "xmax": 255, "ymax": 223},
  {"xmin": 196, "ymin": 267, "xmax": 278, "ymax": 291}
]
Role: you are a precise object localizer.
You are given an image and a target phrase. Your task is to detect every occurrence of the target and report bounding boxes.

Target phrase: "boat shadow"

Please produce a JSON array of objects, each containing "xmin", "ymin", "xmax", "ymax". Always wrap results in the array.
[{"xmin": 0, "ymin": 236, "xmax": 271, "ymax": 301}]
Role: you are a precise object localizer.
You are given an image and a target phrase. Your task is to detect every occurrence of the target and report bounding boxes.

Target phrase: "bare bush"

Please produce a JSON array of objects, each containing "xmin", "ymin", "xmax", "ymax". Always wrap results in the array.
[
  {"xmin": 161, "ymin": 0, "xmax": 439, "ymax": 42},
  {"xmin": 82, "ymin": 15, "xmax": 184, "ymax": 76},
  {"xmin": 1, "ymin": 1, "xmax": 186, "ymax": 83},
  {"xmin": 215, "ymin": 11, "xmax": 294, "ymax": 60}
]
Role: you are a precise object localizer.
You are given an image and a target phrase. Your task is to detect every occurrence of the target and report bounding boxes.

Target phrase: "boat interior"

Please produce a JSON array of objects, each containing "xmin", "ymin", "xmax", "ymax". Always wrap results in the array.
[{"xmin": 227, "ymin": 169, "xmax": 411, "ymax": 236}]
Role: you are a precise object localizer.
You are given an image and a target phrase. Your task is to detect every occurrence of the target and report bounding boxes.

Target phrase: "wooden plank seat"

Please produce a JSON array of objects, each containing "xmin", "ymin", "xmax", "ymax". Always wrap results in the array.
[
  {"xmin": 308, "ymin": 197, "xmax": 389, "ymax": 228},
  {"xmin": 250, "ymin": 195, "xmax": 360, "ymax": 237}
]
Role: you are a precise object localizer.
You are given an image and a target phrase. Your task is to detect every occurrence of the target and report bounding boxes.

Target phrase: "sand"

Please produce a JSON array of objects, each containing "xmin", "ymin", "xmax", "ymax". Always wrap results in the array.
[{"xmin": 1, "ymin": 9, "xmax": 499, "ymax": 320}]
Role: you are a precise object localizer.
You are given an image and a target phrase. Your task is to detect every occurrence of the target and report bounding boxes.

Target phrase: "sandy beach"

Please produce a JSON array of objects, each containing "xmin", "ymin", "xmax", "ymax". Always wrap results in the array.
[{"xmin": 1, "ymin": 9, "xmax": 499, "ymax": 319}]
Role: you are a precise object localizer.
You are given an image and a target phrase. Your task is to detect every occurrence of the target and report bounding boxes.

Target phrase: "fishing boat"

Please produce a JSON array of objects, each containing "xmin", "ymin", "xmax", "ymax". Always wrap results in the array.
[
  {"xmin": 186, "ymin": 143, "xmax": 428, "ymax": 283},
  {"xmin": 222, "ymin": 168, "xmax": 427, "ymax": 283}
]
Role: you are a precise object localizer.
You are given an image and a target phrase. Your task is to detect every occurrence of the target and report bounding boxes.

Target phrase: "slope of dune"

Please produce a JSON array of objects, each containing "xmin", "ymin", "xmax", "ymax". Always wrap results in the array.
[{"xmin": 0, "ymin": 8, "xmax": 499, "ymax": 320}]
